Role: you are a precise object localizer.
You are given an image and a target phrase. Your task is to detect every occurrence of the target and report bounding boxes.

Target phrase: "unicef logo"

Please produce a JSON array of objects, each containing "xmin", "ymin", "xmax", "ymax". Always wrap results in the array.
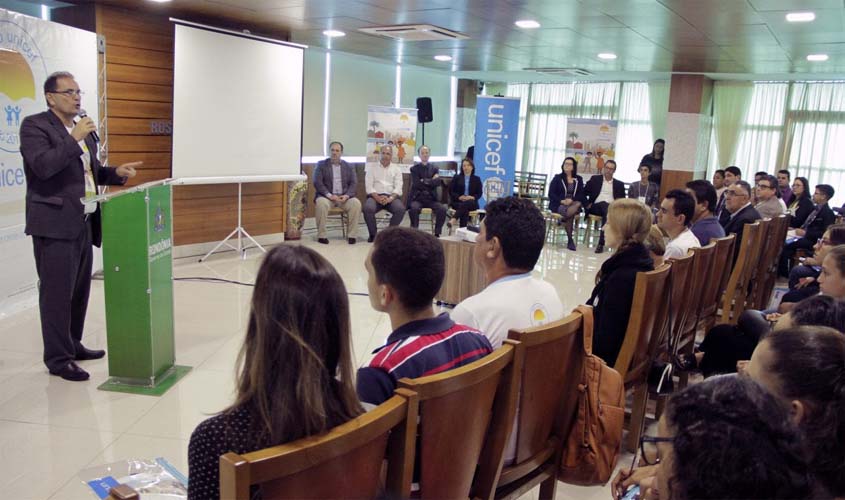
[
  {"xmin": 483, "ymin": 177, "xmax": 507, "ymax": 202},
  {"xmin": 0, "ymin": 18, "xmax": 48, "ymax": 154}
]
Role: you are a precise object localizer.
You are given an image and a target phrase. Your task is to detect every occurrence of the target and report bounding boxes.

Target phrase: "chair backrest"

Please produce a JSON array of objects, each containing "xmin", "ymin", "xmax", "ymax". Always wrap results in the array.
[
  {"xmin": 698, "ymin": 234, "xmax": 736, "ymax": 324},
  {"xmin": 219, "ymin": 390, "xmax": 418, "ymax": 500},
  {"xmin": 398, "ymin": 341, "xmax": 523, "ymax": 500},
  {"xmin": 745, "ymin": 217, "xmax": 773, "ymax": 310},
  {"xmin": 664, "ymin": 252, "xmax": 695, "ymax": 349},
  {"xmin": 614, "ymin": 263, "xmax": 672, "ymax": 385},
  {"xmin": 673, "ymin": 242, "xmax": 717, "ymax": 353},
  {"xmin": 720, "ymin": 221, "xmax": 762, "ymax": 324},
  {"xmin": 755, "ymin": 214, "xmax": 792, "ymax": 309}
]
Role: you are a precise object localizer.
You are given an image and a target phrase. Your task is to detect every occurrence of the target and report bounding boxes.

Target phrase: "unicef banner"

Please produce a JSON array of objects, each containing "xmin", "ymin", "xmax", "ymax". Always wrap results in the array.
[
  {"xmin": 0, "ymin": 8, "xmax": 98, "ymax": 314},
  {"xmin": 564, "ymin": 118, "xmax": 618, "ymax": 177},
  {"xmin": 474, "ymin": 96, "xmax": 520, "ymax": 209},
  {"xmin": 366, "ymin": 105, "xmax": 418, "ymax": 174}
]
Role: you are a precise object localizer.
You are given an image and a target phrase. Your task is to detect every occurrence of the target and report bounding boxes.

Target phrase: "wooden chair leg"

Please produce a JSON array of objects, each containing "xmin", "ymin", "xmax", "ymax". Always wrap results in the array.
[
  {"xmin": 626, "ymin": 385, "xmax": 649, "ymax": 453},
  {"xmin": 538, "ymin": 474, "xmax": 557, "ymax": 500}
]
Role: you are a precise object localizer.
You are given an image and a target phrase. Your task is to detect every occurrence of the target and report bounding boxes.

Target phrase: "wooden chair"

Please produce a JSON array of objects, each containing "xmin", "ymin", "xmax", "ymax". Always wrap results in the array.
[
  {"xmin": 473, "ymin": 313, "xmax": 585, "ymax": 500},
  {"xmin": 743, "ymin": 217, "xmax": 772, "ymax": 314},
  {"xmin": 398, "ymin": 341, "xmax": 524, "ymax": 500},
  {"xmin": 327, "ymin": 207, "xmax": 349, "ymax": 238},
  {"xmin": 419, "ymin": 207, "xmax": 437, "ymax": 235},
  {"xmin": 753, "ymin": 214, "xmax": 791, "ymax": 310},
  {"xmin": 671, "ymin": 242, "xmax": 716, "ymax": 389},
  {"xmin": 720, "ymin": 221, "xmax": 763, "ymax": 325},
  {"xmin": 614, "ymin": 263, "xmax": 673, "ymax": 452},
  {"xmin": 219, "ymin": 390, "xmax": 418, "ymax": 500},
  {"xmin": 581, "ymin": 214, "xmax": 604, "ymax": 246},
  {"xmin": 697, "ymin": 234, "xmax": 736, "ymax": 333}
]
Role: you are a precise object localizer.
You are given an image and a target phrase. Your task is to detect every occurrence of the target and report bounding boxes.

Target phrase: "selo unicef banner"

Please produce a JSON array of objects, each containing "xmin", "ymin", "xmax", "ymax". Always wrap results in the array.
[
  {"xmin": 474, "ymin": 96, "xmax": 519, "ymax": 209},
  {"xmin": 0, "ymin": 8, "xmax": 98, "ymax": 314}
]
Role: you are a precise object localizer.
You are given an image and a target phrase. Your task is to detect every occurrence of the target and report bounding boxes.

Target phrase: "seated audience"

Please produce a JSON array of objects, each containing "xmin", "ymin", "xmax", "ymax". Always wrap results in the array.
[
  {"xmin": 640, "ymin": 138, "xmax": 664, "ymax": 186},
  {"xmin": 685, "ymin": 180, "xmax": 725, "ymax": 245},
  {"xmin": 655, "ymin": 376, "xmax": 813, "ymax": 500},
  {"xmin": 788, "ymin": 176, "xmax": 815, "ymax": 228},
  {"xmin": 584, "ymin": 159, "xmax": 626, "ymax": 253},
  {"xmin": 716, "ymin": 166, "xmax": 742, "ymax": 223},
  {"xmin": 448, "ymin": 158, "xmax": 482, "ymax": 229},
  {"xmin": 357, "ymin": 227, "xmax": 492, "ymax": 406},
  {"xmin": 408, "ymin": 145, "xmax": 446, "ymax": 237},
  {"xmin": 777, "ymin": 169, "xmax": 794, "ymax": 205},
  {"xmin": 779, "ymin": 184, "xmax": 837, "ymax": 276},
  {"xmin": 548, "ymin": 156, "xmax": 586, "ymax": 251},
  {"xmin": 720, "ymin": 180, "xmax": 760, "ymax": 263},
  {"xmin": 363, "ymin": 144, "xmax": 405, "ymax": 243},
  {"xmin": 712, "ymin": 169, "xmax": 726, "ymax": 200},
  {"xmin": 587, "ymin": 199, "xmax": 654, "ymax": 365},
  {"xmin": 658, "ymin": 189, "xmax": 700, "ymax": 259},
  {"xmin": 188, "ymin": 245, "xmax": 362, "ymax": 500},
  {"xmin": 754, "ymin": 174, "xmax": 787, "ymax": 220},
  {"xmin": 746, "ymin": 325, "xmax": 845, "ymax": 498},
  {"xmin": 779, "ymin": 224, "xmax": 845, "ymax": 311},
  {"xmin": 313, "ymin": 141, "xmax": 362, "ymax": 244},
  {"xmin": 628, "ymin": 164, "xmax": 659, "ymax": 211},
  {"xmin": 644, "ymin": 225, "xmax": 667, "ymax": 268}
]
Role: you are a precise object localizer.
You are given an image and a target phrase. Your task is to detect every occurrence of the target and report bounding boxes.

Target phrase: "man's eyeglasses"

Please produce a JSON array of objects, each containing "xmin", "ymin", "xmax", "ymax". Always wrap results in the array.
[
  {"xmin": 756, "ymin": 183, "xmax": 774, "ymax": 190},
  {"xmin": 725, "ymin": 190, "xmax": 748, "ymax": 197},
  {"xmin": 49, "ymin": 89, "xmax": 84, "ymax": 97}
]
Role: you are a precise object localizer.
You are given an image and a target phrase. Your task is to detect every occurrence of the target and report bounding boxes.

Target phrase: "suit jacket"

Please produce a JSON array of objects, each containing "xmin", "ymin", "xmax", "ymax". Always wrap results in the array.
[
  {"xmin": 313, "ymin": 158, "xmax": 357, "ymax": 200},
  {"xmin": 584, "ymin": 174, "xmax": 626, "ymax": 206},
  {"xmin": 803, "ymin": 203, "xmax": 835, "ymax": 244},
  {"xmin": 721, "ymin": 204, "xmax": 761, "ymax": 263},
  {"xmin": 20, "ymin": 110, "xmax": 125, "ymax": 247},
  {"xmin": 449, "ymin": 173, "xmax": 482, "ymax": 201},
  {"xmin": 547, "ymin": 173, "xmax": 585, "ymax": 213},
  {"xmin": 788, "ymin": 196, "xmax": 814, "ymax": 228},
  {"xmin": 409, "ymin": 162, "xmax": 442, "ymax": 203}
]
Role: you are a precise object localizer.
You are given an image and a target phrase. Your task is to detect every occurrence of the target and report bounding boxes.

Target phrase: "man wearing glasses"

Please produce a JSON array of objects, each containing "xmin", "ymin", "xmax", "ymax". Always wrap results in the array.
[
  {"xmin": 720, "ymin": 180, "xmax": 761, "ymax": 263},
  {"xmin": 754, "ymin": 174, "xmax": 787, "ymax": 220},
  {"xmin": 20, "ymin": 71, "xmax": 141, "ymax": 382}
]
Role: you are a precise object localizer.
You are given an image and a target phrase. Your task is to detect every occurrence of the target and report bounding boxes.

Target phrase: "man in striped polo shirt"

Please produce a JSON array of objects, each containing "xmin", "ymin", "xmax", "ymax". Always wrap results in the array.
[{"xmin": 357, "ymin": 227, "xmax": 493, "ymax": 406}]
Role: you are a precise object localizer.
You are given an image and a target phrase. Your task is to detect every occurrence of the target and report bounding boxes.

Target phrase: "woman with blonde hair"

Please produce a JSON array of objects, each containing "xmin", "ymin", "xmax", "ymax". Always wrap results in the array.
[
  {"xmin": 644, "ymin": 225, "xmax": 667, "ymax": 268},
  {"xmin": 188, "ymin": 245, "xmax": 362, "ymax": 500},
  {"xmin": 587, "ymin": 199, "xmax": 655, "ymax": 365}
]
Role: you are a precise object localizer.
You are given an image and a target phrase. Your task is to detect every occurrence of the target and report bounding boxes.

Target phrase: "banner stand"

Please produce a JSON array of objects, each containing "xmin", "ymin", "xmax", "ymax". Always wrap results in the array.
[{"xmin": 89, "ymin": 181, "xmax": 190, "ymax": 396}]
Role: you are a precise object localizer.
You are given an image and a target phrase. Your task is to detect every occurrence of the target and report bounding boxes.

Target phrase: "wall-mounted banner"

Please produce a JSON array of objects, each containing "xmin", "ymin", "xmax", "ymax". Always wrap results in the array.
[
  {"xmin": 564, "ymin": 118, "xmax": 618, "ymax": 177},
  {"xmin": 474, "ymin": 96, "xmax": 520, "ymax": 209},
  {"xmin": 0, "ymin": 8, "xmax": 98, "ymax": 315},
  {"xmin": 366, "ymin": 105, "xmax": 417, "ymax": 174}
]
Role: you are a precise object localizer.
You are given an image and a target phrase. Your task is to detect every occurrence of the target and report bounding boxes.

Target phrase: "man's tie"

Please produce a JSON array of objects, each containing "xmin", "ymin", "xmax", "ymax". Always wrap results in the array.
[{"xmin": 802, "ymin": 205, "xmax": 820, "ymax": 230}]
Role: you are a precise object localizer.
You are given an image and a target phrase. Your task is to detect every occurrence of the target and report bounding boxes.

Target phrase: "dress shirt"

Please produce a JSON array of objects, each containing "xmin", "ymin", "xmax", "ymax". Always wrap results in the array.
[
  {"xmin": 331, "ymin": 163, "xmax": 343, "ymax": 195},
  {"xmin": 596, "ymin": 178, "xmax": 614, "ymax": 204},
  {"xmin": 365, "ymin": 163, "xmax": 403, "ymax": 196}
]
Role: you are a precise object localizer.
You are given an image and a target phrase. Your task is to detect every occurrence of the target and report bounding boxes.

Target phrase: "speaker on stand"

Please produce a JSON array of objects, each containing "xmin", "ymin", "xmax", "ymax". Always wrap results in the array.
[{"xmin": 416, "ymin": 97, "xmax": 433, "ymax": 146}]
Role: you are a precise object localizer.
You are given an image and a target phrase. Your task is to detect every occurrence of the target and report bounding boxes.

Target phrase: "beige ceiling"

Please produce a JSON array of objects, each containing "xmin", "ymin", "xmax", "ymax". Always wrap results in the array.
[{"xmin": 95, "ymin": 0, "xmax": 845, "ymax": 78}]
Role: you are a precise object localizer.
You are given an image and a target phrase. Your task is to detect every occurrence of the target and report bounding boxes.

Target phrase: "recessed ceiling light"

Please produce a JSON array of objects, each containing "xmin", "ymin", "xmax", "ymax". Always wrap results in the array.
[
  {"xmin": 807, "ymin": 54, "xmax": 829, "ymax": 62},
  {"xmin": 434, "ymin": 54, "xmax": 452, "ymax": 61},
  {"xmin": 515, "ymin": 20, "xmax": 541, "ymax": 29},
  {"xmin": 786, "ymin": 12, "xmax": 816, "ymax": 22},
  {"xmin": 322, "ymin": 30, "xmax": 346, "ymax": 38},
  {"xmin": 597, "ymin": 53, "xmax": 617, "ymax": 60}
]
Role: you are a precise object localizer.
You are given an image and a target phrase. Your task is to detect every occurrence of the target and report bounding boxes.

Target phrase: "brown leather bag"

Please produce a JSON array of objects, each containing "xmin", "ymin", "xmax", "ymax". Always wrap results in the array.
[{"xmin": 558, "ymin": 305, "xmax": 625, "ymax": 485}]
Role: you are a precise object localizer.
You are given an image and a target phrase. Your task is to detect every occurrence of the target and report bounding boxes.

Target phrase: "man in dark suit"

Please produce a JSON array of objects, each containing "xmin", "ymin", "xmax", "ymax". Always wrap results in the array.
[
  {"xmin": 721, "ymin": 180, "xmax": 761, "ymax": 264},
  {"xmin": 20, "ymin": 71, "xmax": 140, "ymax": 381},
  {"xmin": 717, "ymin": 166, "xmax": 742, "ymax": 224},
  {"xmin": 778, "ymin": 184, "xmax": 836, "ymax": 276},
  {"xmin": 408, "ymin": 145, "xmax": 446, "ymax": 237},
  {"xmin": 313, "ymin": 140, "xmax": 361, "ymax": 244},
  {"xmin": 583, "ymin": 159, "xmax": 626, "ymax": 253}
]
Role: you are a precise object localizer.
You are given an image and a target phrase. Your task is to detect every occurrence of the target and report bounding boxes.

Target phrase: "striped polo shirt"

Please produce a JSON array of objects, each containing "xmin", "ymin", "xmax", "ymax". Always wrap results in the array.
[{"xmin": 356, "ymin": 313, "xmax": 493, "ymax": 406}]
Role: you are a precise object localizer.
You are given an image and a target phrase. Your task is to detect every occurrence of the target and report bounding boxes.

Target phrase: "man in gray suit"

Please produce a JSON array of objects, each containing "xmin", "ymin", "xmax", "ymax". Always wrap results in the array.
[{"xmin": 313, "ymin": 141, "xmax": 361, "ymax": 244}]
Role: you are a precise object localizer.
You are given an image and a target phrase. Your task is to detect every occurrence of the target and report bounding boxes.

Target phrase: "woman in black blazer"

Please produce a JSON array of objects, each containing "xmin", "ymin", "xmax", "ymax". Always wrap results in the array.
[
  {"xmin": 788, "ymin": 177, "xmax": 814, "ymax": 228},
  {"xmin": 587, "ymin": 199, "xmax": 655, "ymax": 366},
  {"xmin": 548, "ymin": 156, "xmax": 585, "ymax": 250},
  {"xmin": 448, "ymin": 158, "xmax": 483, "ymax": 229}
]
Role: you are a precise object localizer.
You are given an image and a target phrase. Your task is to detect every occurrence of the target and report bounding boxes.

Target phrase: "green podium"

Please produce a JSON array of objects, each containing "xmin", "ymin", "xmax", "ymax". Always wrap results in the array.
[{"xmin": 91, "ymin": 181, "xmax": 190, "ymax": 395}]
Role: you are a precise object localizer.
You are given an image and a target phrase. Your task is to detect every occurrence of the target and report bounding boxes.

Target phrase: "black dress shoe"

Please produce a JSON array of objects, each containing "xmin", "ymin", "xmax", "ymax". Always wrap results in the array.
[
  {"xmin": 367, "ymin": 235, "xmax": 375, "ymax": 243},
  {"xmin": 318, "ymin": 238, "xmax": 329, "ymax": 244},
  {"xmin": 50, "ymin": 361, "xmax": 90, "ymax": 381},
  {"xmin": 75, "ymin": 346, "xmax": 106, "ymax": 360},
  {"xmin": 348, "ymin": 238, "xmax": 356, "ymax": 244},
  {"xmin": 595, "ymin": 244, "xmax": 605, "ymax": 253}
]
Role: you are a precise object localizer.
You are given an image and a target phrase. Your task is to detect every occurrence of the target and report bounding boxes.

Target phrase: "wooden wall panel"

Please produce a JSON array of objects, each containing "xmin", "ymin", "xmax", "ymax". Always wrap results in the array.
[
  {"xmin": 107, "ymin": 82, "xmax": 173, "ymax": 103},
  {"xmin": 107, "ymin": 63, "xmax": 174, "ymax": 86}
]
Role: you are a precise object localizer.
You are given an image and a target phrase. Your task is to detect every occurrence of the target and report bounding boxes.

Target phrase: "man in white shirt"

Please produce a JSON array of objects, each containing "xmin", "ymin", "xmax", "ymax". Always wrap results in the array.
[
  {"xmin": 364, "ymin": 144, "xmax": 405, "ymax": 242},
  {"xmin": 450, "ymin": 196, "xmax": 564, "ymax": 465},
  {"xmin": 658, "ymin": 189, "xmax": 701, "ymax": 259},
  {"xmin": 583, "ymin": 160, "xmax": 626, "ymax": 253}
]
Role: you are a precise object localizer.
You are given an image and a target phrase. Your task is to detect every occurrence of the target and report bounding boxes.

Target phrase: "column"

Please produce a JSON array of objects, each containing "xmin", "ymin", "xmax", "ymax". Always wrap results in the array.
[{"xmin": 661, "ymin": 75, "xmax": 713, "ymax": 198}]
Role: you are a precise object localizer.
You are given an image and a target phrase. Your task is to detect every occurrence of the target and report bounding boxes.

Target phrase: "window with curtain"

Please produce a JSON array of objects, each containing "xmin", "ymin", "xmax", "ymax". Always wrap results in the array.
[{"xmin": 505, "ymin": 81, "xmax": 656, "ymax": 183}]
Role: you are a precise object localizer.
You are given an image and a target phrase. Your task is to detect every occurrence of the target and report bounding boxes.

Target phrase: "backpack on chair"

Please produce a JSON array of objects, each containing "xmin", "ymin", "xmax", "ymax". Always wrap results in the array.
[{"xmin": 558, "ymin": 305, "xmax": 625, "ymax": 485}]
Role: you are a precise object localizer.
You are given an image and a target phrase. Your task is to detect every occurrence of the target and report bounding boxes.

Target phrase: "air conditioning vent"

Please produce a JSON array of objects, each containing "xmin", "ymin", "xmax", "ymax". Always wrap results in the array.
[
  {"xmin": 359, "ymin": 24, "xmax": 469, "ymax": 42},
  {"xmin": 525, "ymin": 67, "xmax": 595, "ymax": 77}
]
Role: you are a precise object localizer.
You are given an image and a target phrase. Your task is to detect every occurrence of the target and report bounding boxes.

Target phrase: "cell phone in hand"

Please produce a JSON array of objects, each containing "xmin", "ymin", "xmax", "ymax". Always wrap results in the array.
[{"xmin": 621, "ymin": 485, "xmax": 641, "ymax": 500}]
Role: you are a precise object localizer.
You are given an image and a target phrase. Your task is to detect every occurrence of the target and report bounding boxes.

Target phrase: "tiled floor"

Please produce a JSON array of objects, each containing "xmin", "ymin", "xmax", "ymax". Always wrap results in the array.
[{"xmin": 0, "ymin": 219, "xmax": 630, "ymax": 500}]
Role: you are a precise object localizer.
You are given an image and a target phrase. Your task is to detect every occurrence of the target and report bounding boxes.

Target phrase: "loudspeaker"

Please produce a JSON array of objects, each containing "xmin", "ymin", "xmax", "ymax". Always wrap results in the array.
[{"xmin": 416, "ymin": 97, "xmax": 433, "ymax": 123}]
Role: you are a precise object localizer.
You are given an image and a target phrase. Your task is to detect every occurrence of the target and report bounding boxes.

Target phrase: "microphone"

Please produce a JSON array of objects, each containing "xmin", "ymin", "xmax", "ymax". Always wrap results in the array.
[{"xmin": 78, "ymin": 109, "xmax": 100, "ymax": 143}]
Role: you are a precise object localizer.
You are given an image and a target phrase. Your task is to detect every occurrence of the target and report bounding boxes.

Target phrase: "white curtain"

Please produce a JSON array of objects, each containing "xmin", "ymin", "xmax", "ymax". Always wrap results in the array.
[
  {"xmin": 712, "ymin": 81, "xmax": 753, "ymax": 168},
  {"xmin": 648, "ymin": 80, "xmax": 670, "ymax": 140},
  {"xmin": 731, "ymin": 83, "xmax": 789, "ymax": 178},
  {"xmin": 617, "ymin": 82, "xmax": 654, "ymax": 183}
]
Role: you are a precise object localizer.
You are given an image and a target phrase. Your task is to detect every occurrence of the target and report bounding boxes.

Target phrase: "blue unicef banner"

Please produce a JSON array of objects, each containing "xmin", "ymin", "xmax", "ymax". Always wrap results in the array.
[{"xmin": 474, "ymin": 96, "xmax": 520, "ymax": 209}]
